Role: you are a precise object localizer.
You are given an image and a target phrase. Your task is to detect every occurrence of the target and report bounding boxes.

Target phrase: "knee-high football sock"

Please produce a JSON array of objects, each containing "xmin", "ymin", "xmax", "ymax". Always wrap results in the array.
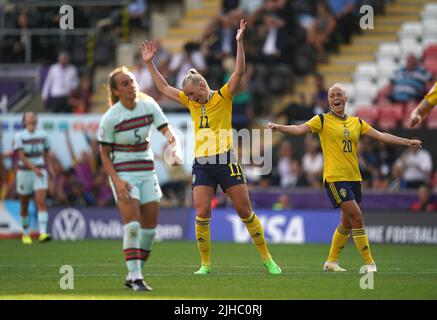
[
  {"xmin": 123, "ymin": 221, "xmax": 142, "ymax": 280},
  {"xmin": 139, "ymin": 228, "xmax": 156, "ymax": 268},
  {"xmin": 195, "ymin": 217, "xmax": 211, "ymax": 267},
  {"xmin": 21, "ymin": 216, "xmax": 29, "ymax": 235},
  {"xmin": 327, "ymin": 225, "xmax": 351, "ymax": 262},
  {"xmin": 241, "ymin": 212, "xmax": 271, "ymax": 262},
  {"xmin": 38, "ymin": 211, "xmax": 48, "ymax": 235},
  {"xmin": 352, "ymin": 227, "xmax": 374, "ymax": 265}
]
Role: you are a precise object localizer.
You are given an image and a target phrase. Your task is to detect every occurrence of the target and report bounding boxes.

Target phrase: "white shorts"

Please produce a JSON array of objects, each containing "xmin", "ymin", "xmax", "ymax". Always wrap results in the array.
[
  {"xmin": 110, "ymin": 173, "xmax": 162, "ymax": 205},
  {"xmin": 16, "ymin": 169, "xmax": 48, "ymax": 195}
]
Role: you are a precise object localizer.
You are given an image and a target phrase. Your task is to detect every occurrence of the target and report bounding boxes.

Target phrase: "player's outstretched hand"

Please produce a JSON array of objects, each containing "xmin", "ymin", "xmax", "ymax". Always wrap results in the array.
[
  {"xmin": 236, "ymin": 19, "xmax": 247, "ymax": 42},
  {"xmin": 267, "ymin": 122, "xmax": 279, "ymax": 131},
  {"xmin": 409, "ymin": 139, "xmax": 422, "ymax": 150},
  {"xmin": 140, "ymin": 40, "xmax": 156, "ymax": 64}
]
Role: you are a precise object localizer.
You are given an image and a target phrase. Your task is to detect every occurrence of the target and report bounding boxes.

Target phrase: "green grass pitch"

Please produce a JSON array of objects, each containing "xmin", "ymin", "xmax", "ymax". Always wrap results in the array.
[{"xmin": 0, "ymin": 240, "xmax": 436, "ymax": 300}]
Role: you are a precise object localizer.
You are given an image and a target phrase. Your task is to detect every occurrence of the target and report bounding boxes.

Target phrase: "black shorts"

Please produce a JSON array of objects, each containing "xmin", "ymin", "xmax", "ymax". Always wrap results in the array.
[
  {"xmin": 192, "ymin": 151, "xmax": 247, "ymax": 193},
  {"xmin": 325, "ymin": 181, "xmax": 362, "ymax": 209}
]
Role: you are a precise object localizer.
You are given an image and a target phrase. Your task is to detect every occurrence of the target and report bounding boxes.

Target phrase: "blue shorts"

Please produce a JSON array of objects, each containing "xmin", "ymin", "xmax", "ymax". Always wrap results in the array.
[
  {"xmin": 325, "ymin": 181, "xmax": 362, "ymax": 209},
  {"xmin": 192, "ymin": 152, "xmax": 246, "ymax": 193}
]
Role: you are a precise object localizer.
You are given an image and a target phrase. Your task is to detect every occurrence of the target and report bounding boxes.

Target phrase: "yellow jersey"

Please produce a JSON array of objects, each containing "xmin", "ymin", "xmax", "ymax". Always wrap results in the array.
[
  {"xmin": 179, "ymin": 84, "xmax": 234, "ymax": 158},
  {"xmin": 306, "ymin": 112, "xmax": 373, "ymax": 183},
  {"xmin": 425, "ymin": 82, "xmax": 437, "ymax": 106}
]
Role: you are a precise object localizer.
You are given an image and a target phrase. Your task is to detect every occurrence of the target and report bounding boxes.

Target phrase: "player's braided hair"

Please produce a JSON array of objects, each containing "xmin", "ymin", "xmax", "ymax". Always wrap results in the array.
[{"xmin": 182, "ymin": 68, "xmax": 210, "ymax": 92}]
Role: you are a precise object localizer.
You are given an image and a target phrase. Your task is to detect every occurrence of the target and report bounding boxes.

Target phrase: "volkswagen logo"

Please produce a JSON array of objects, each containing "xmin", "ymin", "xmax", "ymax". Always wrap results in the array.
[{"xmin": 52, "ymin": 208, "xmax": 86, "ymax": 240}]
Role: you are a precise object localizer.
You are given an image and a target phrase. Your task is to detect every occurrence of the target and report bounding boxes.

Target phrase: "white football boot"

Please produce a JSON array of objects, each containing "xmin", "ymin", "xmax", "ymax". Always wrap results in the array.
[{"xmin": 323, "ymin": 261, "xmax": 347, "ymax": 272}]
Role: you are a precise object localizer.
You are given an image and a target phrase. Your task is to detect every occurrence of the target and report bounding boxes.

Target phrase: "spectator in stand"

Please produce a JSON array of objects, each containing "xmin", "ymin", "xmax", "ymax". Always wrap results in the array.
[
  {"xmin": 387, "ymin": 53, "xmax": 433, "ymax": 104},
  {"xmin": 0, "ymin": 130, "xmax": 5, "ymax": 199},
  {"xmin": 255, "ymin": 10, "xmax": 292, "ymax": 65},
  {"xmin": 132, "ymin": 53, "xmax": 154, "ymax": 95},
  {"xmin": 223, "ymin": 56, "xmax": 254, "ymax": 130},
  {"xmin": 302, "ymin": 134, "xmax": 323, "ymax": 188},
  {"xmin": 306, "ymin": 1, "xmax": 336, "ymax": 63},
  {"xmin": 204, "ymin": 13, "xmax": 239, "ymax": 67},
  {"xmin": 393, "ymin": 141, "xmax": 433, "ymax": 189},
  {"xmin": 328, "ymin": 0, "xmax": 355, "ymax": 44},
  {"xmin": 94, "ymin": 165, "xmax": 114, "ymax": 207},
  {"xmin": 65, "ymin": 130, "xmax": 96, "ymax": 202},
  {"xmin": 127, "ymin": 0, "xmax": 148, "ymax": 28},
  {"xmin": 169, "ymin": 41, "xmax": 206, "ymax": 89},
  {"xmin": 410, "ymin": 184, "xmax": 437, "ymax": 212},
  {"xmin": 48, "ymin": 155, "xmax": 69, "ymax": 206},
  {"xmin": 68, "ymin": 75, "xmax": 92, "ymax": 113},
  {"xmin": 357, "ymin": 136, "xmax": 378, "ymax": 188},
  {"xmin": 374, "ymin": 140, "xmax": 396, "ymax": 184},
  {"xmin": 276, "ymin": 139, "xmax": 295, "ymax": 187},
  {"xmin": 272, "ymin": 193, "xmax": 292, "ymax": 211},
  {"xmin": 41, "ymin": 52, "xmax": 79, "ymax": 113},
  {"xmin": 312, "ymin": 74, "xmax": 330, "ymax": 115}
]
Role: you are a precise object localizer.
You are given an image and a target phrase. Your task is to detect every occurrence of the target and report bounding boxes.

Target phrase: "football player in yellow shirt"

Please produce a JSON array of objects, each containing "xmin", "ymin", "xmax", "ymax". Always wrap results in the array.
[
  {"xmin": 141, "ymin": 19, "xmax": 281, "ymax": 275},
  {"xmin": 269, "ymin": 83, "xmax": 421, "ymax": 272},
  {"xmin": 410, "ymin": 82, "xmax": 437, "ymax": 127}
]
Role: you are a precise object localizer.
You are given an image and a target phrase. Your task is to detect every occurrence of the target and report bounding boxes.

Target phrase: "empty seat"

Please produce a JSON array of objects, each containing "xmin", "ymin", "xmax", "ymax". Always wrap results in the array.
[
  {"xmin": 423, "ymin": 44, "xmax": 437, "ymax": 60},
  {"xmin": 353, "ymin": 63, "xmax": 378, "ymax": 82},
  {"xmin": 400, "ymin": 39, "xmax": 423, "ymax": 60},
  {"xmin": 398, "ymin": 22, "xmax": 423, "ymax": 42},
  {"xmin": 377, "ymin": 105, "xmax": 404, "ymax": 130},
  {"xmin": 377, "ymin": 59, "xmax": 398, "ymax": 79},
  {"xmin": 423, "ymin": 58, "xmax": 437, "ymax": 76},
  {"xmin": 355, "ymin": 106, "xmax": 378, "ymax": 125},
  {"xmin": 427, "ymin": 106, "xmax": 437, "ymax": 128},
  {"xmin": 422, "ymin": 35, "xmax": 437, "ymax": 49},
  {"xmin": 401, "ymin": 102, "xmax": 420, "ymax": 129},
  {"xmin": 423, "ymin": 3, "xmax": 437, "ymax": 14},
  {"xmin": 354, "ymin": 81, "xmax": 378, "ymax": 102},
  {"xmin": 342, "ymin": 83, "xmax": 355, "ymax": 97},
  {"xmin": 376, "ymin": 43, "xmax": 401, "ymax": 62}
]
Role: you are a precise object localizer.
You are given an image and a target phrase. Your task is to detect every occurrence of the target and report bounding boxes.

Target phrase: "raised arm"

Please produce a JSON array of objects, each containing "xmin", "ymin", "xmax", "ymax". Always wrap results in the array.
[
  {"xmin": 267, "ymin": 122, "xmax": 312, "ymax": 136},
  {"xmin": 364, "ymin": 128, "xmax": 422, "ymax": 149},
  {"xmin": 227, "ymin": 19, "xmax": 247, "ymax": 96},
  {"xmin": 140, "ymin": 41, "xmax": 181, "ymax": 103}
]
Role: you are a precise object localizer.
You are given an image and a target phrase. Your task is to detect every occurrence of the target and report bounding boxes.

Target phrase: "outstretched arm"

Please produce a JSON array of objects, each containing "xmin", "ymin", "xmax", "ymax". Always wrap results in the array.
[
  {"xmin": 140, "ymin": 41, "xmax": 181, "ymax": 103},
  {"xmin": 227, "ymin": 19, "xmax": 247, "ymax": 96},
  {"xmin": 267, "ymin": 122, "xmax": 312, "ymax": 136},
  {"xmin": 365, "ymin": 128, "xmax": 422, "ymax": 149},
  {"xmin": 409, "ymin": 98, "xmax": 434, "ymax": 128}
]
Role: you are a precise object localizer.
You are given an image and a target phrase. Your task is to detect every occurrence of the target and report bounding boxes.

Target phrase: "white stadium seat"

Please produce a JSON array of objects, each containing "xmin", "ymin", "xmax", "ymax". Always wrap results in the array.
[
  {"xmin": 353, "ymin": 62, "xmax": 378, "ymax": 82},
  {"xmin": 376, "ymin": 43, "xmax": 401, "ymax": 62},
  {"xmin": 398, "ymin": 22, "xmax": 423, "ymax": 42}
]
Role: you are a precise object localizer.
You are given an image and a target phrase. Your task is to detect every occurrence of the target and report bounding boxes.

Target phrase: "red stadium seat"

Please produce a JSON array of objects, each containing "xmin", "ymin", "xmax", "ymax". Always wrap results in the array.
[
  {"xmin": 426, "ymin": 107, "xmax": 437, "ymax": 128},
  {"xmin": 401, "ymin": 101, "xmax": 420, "ymax": 128},
  {"xmin": 423, "ymin": 58, "xmax": 437, "ymax": 77},
  {"xmin": 402, "ymin": 102, "xmax": 421, "ymax": 129},
  {"xmin": 377, "ymin": 105, "xmax": 403, "ymax": 129},
  {"xmin": 355, "ymin": 106, "xmax": 378, "ymax": 126},
  {"xmin": 423, "ymin": 44, "xmax": 437, "ymax": 61}
]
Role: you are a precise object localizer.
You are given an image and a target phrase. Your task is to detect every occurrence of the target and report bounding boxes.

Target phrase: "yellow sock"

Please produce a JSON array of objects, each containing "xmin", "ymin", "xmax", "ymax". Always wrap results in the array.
[
  {"xmin": 352, "ymin": 228, "xmax": 374, "ymax": 265},
  {"xmin": 241, "ymin": 212, "xmax": 271, "ymax": 261},
  {"xmin": 195, "ymin": 217, "xmax": 211, "ymax": 266},
  {"xmin": 327, "ymin": 225, "xmax": 350, "ymax": 262}
]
